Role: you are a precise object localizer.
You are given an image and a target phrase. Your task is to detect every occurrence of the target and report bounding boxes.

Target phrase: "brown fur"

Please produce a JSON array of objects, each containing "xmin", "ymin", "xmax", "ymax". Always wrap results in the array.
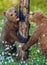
[
  {"xmin": 2, "ymin": 7, "xmax": 22, "ymax": 43},
  {"xmin": 1, "ymin": 7, "xmax": 29, "ymax": 60},
  {"xmin": 1, "ymin": 7, "xmax": 25, "ymax": 54},
  {"xmin": 22, "ymin": 11, "xmax": 47, "ymax": 53}
]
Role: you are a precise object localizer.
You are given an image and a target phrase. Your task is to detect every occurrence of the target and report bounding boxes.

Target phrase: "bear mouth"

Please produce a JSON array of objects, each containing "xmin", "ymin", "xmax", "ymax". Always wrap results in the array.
[{"xmin": 16, "ymin": 17, "xmax": 19, "ymax": 21}]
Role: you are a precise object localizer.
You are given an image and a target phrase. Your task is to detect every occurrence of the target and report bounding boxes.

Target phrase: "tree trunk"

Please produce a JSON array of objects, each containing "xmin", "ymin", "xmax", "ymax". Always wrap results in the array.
[{"xmin": 19, "ymin": 0, "xmax": 30, "ymax": 43}]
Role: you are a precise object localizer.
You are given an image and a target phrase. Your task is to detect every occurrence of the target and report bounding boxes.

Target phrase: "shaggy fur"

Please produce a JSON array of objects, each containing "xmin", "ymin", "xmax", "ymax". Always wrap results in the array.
[
  {"xmin": 1, "ymin": 6, "xmax": 29, "ymax": 61},
  {"xmin": 1, "ymin": 6, "xmax": 25, "ymax": 54},
  {"xmin": 22, "ymin": 11, "xmax": 47, "ymax": 53}
]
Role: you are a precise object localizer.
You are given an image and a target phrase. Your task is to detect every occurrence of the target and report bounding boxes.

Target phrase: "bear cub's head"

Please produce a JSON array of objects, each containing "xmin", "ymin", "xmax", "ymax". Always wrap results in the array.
[
  {"xmin": 3, "ymin": 6, "xmax": 19, "ymax": 22},
  {"xmin": 29, "ymin": 10, "xmax": 46, "ymax": 25}
]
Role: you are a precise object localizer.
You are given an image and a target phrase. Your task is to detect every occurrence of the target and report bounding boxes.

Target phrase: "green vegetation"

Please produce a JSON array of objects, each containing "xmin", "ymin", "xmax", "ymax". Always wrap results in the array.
[
  {"xmin": 0, "ymin": 0, "xmax": 47, "ymax": 65},
  {"xmin": 30, "ymin": 0, "xmax": 47, "ymax": 14}
]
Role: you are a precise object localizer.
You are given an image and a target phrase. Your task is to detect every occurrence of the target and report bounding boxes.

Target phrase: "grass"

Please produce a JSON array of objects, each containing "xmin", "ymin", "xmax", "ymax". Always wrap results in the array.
[{"xmin": 0, "ymin": 18, "xmax": 47, "ymax": 65}]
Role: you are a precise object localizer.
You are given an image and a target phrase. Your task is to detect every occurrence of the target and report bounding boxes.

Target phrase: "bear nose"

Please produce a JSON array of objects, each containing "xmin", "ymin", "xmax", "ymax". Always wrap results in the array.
[
  {"xmin": 29, "ymin": 11, "xmax": 33, "ymax": 15},
  {"xmin": 15, "ymin": 14, "xmax": 17, "ymax": 16},
  {"xmin": 30, "ymin": 12, "xmax": 34, "ymax": 15},
  {"xmin": 15, "ymin": 14, "xmax": 18, "ymax": 18}
]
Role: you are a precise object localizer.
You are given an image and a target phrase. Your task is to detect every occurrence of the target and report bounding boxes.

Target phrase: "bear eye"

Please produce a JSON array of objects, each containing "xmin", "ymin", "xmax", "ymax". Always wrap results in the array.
[
  {"xmin": 11, "ymin": 14, "xmax": 13, "ymax": 16},
  {"xmin": 32, "ymin": 13, "xmax": 34, "ymax": 15},
  {"xmin": 15, "ymin": 11, "xmax": 17, "ymax": 13}
]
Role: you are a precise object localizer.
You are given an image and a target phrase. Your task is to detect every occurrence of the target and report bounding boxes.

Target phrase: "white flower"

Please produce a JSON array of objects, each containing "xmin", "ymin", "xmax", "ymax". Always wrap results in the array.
[
  {"xmin": 6, "ymin": 56, "xmax": 12, "ymax": 60},
  {"xmin": 37, "ymin": 50, "xmax": 40, "ymax": 53},
  {"xmin": 25, "ymin": 63, "xmax": 28, "ymax": 65},
  {"xmin": 5, "ymin": 47, "xmax": 9, "ymax": 51},
  {"xmin": 37, "ymin": 59, "xmax": 39, "ymax": 62},
  {"xmin": 12, "ymin": 53, "xmax": 15, "ymax": 56},
  {"xmin": 45, "ymin": 62, "xmax": 47, "ymax": 64},
  {"xmin": 23, "ymin": 61, "xmax": 26, "ymax": 63},
  {"xmin": 18, "ymin": 44, "xmax": 22, "ymax": 48},
  {"xmin": 2, "ymin": 52, "xmax": 4, "ymax": 56},
  {"xmin": 38, "ymin": 42, "xmax": 40, "ymax": 45},
  {"xmin": 0, "ymin": 56, "xmax": 4, "ymax": 61},
  {"xmin": 5, "ymin": 62, "xmax": 7, "ymax": 64},
  {"xmin": 21, "ymin": 61, "xmax": 23, "ymax": 63},
  {"xmin": 11, "ymin": 58, "xmax": 14, "ymax": 62},
  {"xmin": 13, "ymin": 44, "xmax": 15, "ymax": 46},
  {"xmin": 10, "ymin": 45, "xmax": 12, "ymax": 48},
  {"xmin": 16, "ymin": 53, "xmax": 18, "ymax": 57},
  {"xmin": 8, "ymin": 60, "xmax": 11, "ymax": 63},
  {"xmin": 8, "ymin": 53, "xmax": 11, "ymax": 55},
  {"xmin": 2, "ymin": 41, "xmax": 4, "ymax": 44}
]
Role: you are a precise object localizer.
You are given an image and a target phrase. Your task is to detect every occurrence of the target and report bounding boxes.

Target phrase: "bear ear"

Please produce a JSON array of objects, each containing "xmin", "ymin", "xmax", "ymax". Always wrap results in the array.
[
  {"xmin": 14, "ymin": 5, "xmax": 18, "ymax": 8},
  {"xmin": 3, "ymin": 12, "xmax": 6, "ymax": 16},
  {"xmin": 14, "ymin": 5, "xmax": 18, "ymax": 11}
]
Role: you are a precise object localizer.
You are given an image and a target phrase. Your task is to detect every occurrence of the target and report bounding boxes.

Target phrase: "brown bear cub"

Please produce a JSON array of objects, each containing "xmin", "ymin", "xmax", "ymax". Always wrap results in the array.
[
  {"xmin": 1, "ymin": 6, "xmax": 24, "ymax": 55},
  {"xmin": 2, "ymin": 6, "xmax": 28, "ymax": 60},
  {"xmin": 22, "ymin": 10, "xmax": 47, "ymax": 54}
]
